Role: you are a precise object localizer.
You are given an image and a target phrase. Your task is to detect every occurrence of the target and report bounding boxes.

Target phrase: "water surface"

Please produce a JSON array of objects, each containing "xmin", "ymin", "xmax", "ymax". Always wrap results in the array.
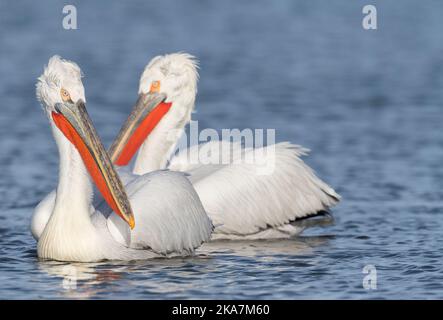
[{"xmin": 0, "ymin": 0, "xmax": 443, "ymax": 299}]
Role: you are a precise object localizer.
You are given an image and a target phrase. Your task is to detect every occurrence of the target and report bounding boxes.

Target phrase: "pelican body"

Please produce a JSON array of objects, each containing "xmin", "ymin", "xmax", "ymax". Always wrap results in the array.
[
  {"xmin": 32, "ymin": 56, "xmax": 212, "ymax": 262},
  {"xmin": 108, "ymin": 53, "xmax": 341, "ymax": 239}
]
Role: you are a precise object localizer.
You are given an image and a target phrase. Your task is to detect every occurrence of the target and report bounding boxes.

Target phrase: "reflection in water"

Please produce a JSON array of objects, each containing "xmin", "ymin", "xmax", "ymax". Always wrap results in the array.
[
  {"xmin": 200, "ymin": 236, "xmax": 332, "ymax": 257},
  {"xmin": 37, "ymin": 261, "xmax": 114, "ymax": 298},
  {"xmin": 36, "ymin": 236, "xmax": 331, "ymax": 299}
]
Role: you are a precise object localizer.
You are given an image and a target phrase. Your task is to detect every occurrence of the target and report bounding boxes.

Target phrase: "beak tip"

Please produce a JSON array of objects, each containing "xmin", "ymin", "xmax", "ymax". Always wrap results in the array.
[{"xmin": 128, "ymin": 216, "xmax": 135, "ymax": 229}]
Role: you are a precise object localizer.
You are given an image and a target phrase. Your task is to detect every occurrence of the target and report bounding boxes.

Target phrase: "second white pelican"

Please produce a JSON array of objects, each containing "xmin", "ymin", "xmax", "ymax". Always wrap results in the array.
[
  {"xmin": 32, "ymin": 56, "xmax": 212, "ymax": 262},
  {"xmin": 108, "ymin": 53, "xmax": 341, "ymax": 240}
]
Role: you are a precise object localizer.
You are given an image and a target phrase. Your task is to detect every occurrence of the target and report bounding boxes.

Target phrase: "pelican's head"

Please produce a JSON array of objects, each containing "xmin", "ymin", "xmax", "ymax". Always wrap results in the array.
[
  {"xmin": 138, "ymin": 52, "xmax": 198, "ymax": 105},
  {"xmin": 109, "ymin": 53, "xmax": 199, "ymax": 165},
  {"xmin": 36, "ymin": 56, "xmax": 135, "ymax": 229},
  {"xmin": 36, "ymin": 55, "xmax": 86, "ymax": 115}
]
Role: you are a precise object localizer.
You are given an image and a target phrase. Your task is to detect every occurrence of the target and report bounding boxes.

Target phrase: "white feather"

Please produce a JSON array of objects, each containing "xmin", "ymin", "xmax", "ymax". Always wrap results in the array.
[
  {"xmin": 31, "ymin": 190, "xmax": 55, "ymax": 241},
  {"xmin": 169, "ymin": 141, "xmax": 339, "ymax": 238},
  {"xmin": 120, "ymin": 170, "xmax": 212, "ymax": 254},
  {"xmin": 131, "ymin": 53, "xmax": 341, "ymax": 240}
]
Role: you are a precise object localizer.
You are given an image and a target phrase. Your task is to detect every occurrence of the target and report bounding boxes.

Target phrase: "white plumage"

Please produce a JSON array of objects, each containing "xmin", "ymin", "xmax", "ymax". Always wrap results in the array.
[
  {"xmin": 107, "ymin": 170, "xmax": 213, "ymax": 254},
  {"xmin": 169, "ymin": 141, "xmax": 339, "ymax": 239}
]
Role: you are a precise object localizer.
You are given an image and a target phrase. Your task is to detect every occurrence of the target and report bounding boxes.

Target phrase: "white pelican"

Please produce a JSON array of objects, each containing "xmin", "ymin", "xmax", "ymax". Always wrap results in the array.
[
  {"xmin": 108, "ymin": 53, "xmax": 341, "ymax": 240},
  {"xmin": 32, "ymin": 56, "xmax": 212, "ymax": 262}
]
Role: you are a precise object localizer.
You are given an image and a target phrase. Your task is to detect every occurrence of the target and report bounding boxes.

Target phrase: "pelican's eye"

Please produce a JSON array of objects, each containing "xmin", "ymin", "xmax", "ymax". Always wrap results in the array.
[
  {"xmin": 60, "ymin": 88, "xmax": 72, "ymax": 102},
  {"xmin": 150, "ymin": 80, "xmax": 161, "ymax": 93}
]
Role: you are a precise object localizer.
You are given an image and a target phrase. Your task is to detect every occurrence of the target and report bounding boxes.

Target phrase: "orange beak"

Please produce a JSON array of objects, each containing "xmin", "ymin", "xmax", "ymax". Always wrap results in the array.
[
  {"xmin": 52, "ymin": 101, "xmax": 135, "ymax": 229},
  {"xmin": 108, "ymin": 92, "xmax": 172, "ymax": 166}
]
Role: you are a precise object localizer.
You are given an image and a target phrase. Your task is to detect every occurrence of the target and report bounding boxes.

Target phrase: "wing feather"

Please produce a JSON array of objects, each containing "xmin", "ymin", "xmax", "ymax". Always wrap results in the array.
[
  {"xmin": 115, "ymin": 170, "xmax": 213, "ymax": 254},
  {"xmin": 170, "ymin": 141, "xmax": 340, "ymax": 236}
]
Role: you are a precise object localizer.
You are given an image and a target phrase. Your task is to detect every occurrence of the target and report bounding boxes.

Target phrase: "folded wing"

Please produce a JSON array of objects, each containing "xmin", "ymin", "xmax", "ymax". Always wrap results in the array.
[{"xmin": 170, "ymin": 141, "xmax": 340, "ymax": 237}]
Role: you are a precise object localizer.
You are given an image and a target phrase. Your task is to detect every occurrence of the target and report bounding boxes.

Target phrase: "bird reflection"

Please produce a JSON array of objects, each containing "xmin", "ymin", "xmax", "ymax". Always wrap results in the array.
[
  {"xmin": 36, "ymin": 235, "xmax": 332, "ymax": 298},
  {"xmin": 198, "ymin": 235, "xmax": 333, "ymax": 257}
]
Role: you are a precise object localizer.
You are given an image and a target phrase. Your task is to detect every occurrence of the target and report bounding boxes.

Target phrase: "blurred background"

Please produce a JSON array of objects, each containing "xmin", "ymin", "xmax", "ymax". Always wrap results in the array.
[{"xmin": 0, "ymin": 0, "xmax": 442, "ymax": 299}]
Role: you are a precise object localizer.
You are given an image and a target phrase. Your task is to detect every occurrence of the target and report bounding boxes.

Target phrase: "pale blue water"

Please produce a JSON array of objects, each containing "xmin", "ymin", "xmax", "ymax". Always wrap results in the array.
[{"xmin": 1, "ymin": 0, "xmax": 443, "ymax": 299}]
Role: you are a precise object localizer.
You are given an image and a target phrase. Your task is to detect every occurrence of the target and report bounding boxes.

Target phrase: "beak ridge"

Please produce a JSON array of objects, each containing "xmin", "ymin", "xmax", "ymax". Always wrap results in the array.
[
  {"xmin": 109, "ymin": 92, "xmax": 170, "ymax": 166},
  {"xmin": 52, "ymin": 100, "xmax": 135, "ymax": 228}
]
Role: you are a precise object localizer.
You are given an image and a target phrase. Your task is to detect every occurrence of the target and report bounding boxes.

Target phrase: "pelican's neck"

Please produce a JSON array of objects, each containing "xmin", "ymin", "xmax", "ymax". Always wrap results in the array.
[
  {"xmin": 38, "ymin": 120, "xmax": 103, "ymax": 261},
  {"xmin": 52, "ymin": 125, "xmax": 93, "ymax": 211},
  {"xmin": 133, "ymin": 96, "xmax": 194, "ymax": 175},
  {"xmin": 52, "ymin": 122, "xmax": 93, "ymax": 217}
]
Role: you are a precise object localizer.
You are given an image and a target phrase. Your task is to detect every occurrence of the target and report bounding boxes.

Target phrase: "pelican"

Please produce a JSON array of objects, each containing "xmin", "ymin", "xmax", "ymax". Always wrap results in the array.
[
  {"xmin": 108, "ymin": 53, "xmax": 341, "ymax": 240},
  {"xmin": 32, "ymin": 56, "xmax": 212, "ymax": 262}
]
